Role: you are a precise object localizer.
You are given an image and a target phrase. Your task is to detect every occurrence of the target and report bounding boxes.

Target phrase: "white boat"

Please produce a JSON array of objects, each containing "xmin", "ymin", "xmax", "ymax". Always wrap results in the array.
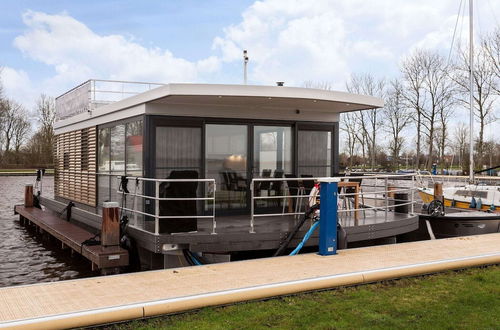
[{"xmin": 418, "ymin": 182, "xmax": 500, "ymax": 212}]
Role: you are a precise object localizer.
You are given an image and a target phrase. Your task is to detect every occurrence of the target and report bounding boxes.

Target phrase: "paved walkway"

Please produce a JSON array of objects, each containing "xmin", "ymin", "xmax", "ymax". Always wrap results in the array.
[{"xmin": 1, "ymin": 233, "xmax": 499, "ymax": 329}]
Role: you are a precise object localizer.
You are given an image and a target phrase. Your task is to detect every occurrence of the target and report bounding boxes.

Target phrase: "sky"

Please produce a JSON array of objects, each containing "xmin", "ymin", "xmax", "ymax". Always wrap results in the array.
[{"xmin": 0, "ymin": 0, "xmax": 499, "ymax": 142}]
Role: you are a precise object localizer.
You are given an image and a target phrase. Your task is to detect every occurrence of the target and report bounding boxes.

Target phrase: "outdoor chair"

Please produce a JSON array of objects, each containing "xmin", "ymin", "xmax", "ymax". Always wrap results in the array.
[{"xmin": 159, "ymin": 170, "xmax": 199, "ymax": 233}]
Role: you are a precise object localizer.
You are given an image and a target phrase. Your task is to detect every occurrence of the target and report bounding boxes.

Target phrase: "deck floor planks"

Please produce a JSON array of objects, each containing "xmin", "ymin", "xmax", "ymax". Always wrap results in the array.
[
  {"xmin": 0, "ymin": 233, "xmax": 498, "ymax": 326},
  {"xmin": 14, "ymin": 205, "xmax": 128, "ymax": 269}
]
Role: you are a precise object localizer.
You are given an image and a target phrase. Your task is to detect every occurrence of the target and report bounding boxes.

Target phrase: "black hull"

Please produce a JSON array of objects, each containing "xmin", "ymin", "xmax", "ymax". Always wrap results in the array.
[{"xmin": 419, "ymin": 213, "xmax": 500, "ymax": 238}]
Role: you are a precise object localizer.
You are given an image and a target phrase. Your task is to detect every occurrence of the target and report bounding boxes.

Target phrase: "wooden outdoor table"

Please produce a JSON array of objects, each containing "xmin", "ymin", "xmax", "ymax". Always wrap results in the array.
[{"xmin": 338, "ymin": 181, "xmax": 360, "ymax": 224}]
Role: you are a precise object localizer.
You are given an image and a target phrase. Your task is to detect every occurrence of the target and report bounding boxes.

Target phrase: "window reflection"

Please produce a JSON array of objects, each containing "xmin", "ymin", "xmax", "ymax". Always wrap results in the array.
[
  {"xmin": 206, "ymin": 124, "xmax": 247, "ymax": 210},
  {"xmin": 97, "ymin": 120, "xmax": 143, "ymax": 210}
]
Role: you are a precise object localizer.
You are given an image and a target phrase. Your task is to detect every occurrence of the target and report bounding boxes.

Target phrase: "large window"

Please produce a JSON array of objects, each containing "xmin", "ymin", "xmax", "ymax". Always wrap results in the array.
[
  {"xmin": 126, "ymin": 121, "xmax": 143, "ymax": 176},
  {"xmin": 98, "ymin": 119, "xmax": 143, "ymax": 207},
  {"xmin": 206, "ymin": 124, "xmax": 248, "ymax": 210}
]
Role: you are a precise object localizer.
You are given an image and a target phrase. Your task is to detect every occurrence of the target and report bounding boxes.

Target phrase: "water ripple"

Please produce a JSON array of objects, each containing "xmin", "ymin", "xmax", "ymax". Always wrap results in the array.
[{"xmin": 0, "ymin": 176, "xmax": 97, "ymax": 287}]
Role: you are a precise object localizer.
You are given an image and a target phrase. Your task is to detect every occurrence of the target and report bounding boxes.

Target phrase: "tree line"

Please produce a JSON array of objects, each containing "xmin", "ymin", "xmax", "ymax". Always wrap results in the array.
[
  {"xmin": 0, "ymin": 71, "xmax": 55, "ymax": 169},
  {"xmin": 338, "ymin": 27, "xmax": 499, "ymax": 173}
]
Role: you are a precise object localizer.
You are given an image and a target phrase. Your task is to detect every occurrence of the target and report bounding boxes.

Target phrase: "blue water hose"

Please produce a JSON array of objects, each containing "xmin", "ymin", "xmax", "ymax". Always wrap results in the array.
[
  {"xmin": 189, "ymin": 251, "xmax": 203, "ymax": 266},
  {"xmin": 289, "ymin": 221, "xmax": 320, "ymax": 256}
]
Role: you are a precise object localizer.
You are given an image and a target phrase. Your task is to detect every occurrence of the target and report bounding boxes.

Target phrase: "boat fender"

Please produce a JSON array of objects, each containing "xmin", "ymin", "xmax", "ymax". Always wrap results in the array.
[
  {"xmin": 451, "ymin": 199, "xmax": 456, "ymax": 207},
  {"xmin": 33, "ymin": 193, "xmax": 42, "ymax": 209},
  {"xmin": 469, "ymin": 197, "xmax": 477, "ymax": 209},
  {"xmin": 476, "ymin": 198, "xmax": 482, "ymax": 210},
  {"xmin": 337, "ymin": 222, "xmax": 347, "ymax": 249},
  {"xmin": 120, "ymin": 234, "xmax": 141, "ymax": 271}
]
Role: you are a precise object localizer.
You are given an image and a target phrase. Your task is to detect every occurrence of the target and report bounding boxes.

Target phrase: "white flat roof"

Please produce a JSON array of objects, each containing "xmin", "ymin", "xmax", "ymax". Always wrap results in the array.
[{"xmin": 54, "ymin": 83, "xmax": 384, "ymax": 132}]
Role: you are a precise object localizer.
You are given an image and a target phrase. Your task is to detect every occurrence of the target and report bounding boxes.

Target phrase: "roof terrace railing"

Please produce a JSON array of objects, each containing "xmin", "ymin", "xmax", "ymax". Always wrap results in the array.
[{"xmin": 55, "ymin": 79, "xmax": 165, "ymax": 120}]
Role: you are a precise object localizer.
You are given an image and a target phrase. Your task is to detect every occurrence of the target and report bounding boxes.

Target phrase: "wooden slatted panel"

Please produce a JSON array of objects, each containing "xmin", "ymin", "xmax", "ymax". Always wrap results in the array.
[{"xmin": 54, "ymin": 127, "xmax": 97, "ymax": 207}]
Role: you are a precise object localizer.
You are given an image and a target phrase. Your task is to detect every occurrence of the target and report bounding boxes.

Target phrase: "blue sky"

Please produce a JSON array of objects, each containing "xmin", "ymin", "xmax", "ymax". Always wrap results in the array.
[
  {"xmin": 1, "ymin": 0, "xmax": 254, "ymax": 87},
  {"xmin": 0, "ymin": 0, "xmax": 499, "ymax": 142}
]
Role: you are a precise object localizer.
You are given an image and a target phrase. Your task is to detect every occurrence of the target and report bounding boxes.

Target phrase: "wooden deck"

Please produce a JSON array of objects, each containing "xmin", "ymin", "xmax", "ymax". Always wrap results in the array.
[
  {"xmin": 14, "ymin": 205, "xmax": 128, "ymax": 272},
  {"xmin": 0, "ymin": 233, "xmax": 498, "ymax": 329}
]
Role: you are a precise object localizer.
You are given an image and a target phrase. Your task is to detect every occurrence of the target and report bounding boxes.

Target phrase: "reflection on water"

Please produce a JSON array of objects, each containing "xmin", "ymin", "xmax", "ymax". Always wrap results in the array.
[{"xmin": 0, "ymin": 176, "xmax": 96, "ymax": 287}]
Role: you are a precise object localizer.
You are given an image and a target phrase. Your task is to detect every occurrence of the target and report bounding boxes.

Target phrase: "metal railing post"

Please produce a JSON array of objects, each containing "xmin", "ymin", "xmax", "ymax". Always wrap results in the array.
[
  {"xmin": 155, "ymin": 181, "xmax": 160, "ymax": 235},
  {"xmin": 411, "ymin": 175, "xmax": 415, "ymax": 214},
  {"xmin": 250, "ymin": 180, "xmax": 255, "ymax": 233},
  {"xmin": 211, "ymin": 182, "xmax": 217, "ymax": 235},
  {"xmin": 384, "ymin": 177, "xmax": 388, "ymax": 221}
]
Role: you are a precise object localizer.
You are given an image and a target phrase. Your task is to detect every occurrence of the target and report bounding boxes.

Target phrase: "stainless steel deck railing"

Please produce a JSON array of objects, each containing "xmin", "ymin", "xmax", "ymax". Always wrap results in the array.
[
  {"xmin": 250, "ymin": 174, "xmax": 418, "ymax": 234},
  {"xmin": 47, "ymin": 170, "xmax": 418, "ymax": 236},
  {"xmin": 47, "ymin": 170, "xmax": 216, "ymax": 235},
  {"xmin": 117, "ymin": 177, "xmax": 217, "ymax": 235}
]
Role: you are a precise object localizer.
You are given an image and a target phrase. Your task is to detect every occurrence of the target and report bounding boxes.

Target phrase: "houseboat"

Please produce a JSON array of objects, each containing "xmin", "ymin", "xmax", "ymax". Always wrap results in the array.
[{"xmin": 42, "ymin": 79, "xmax": 419, "ymax": 270}]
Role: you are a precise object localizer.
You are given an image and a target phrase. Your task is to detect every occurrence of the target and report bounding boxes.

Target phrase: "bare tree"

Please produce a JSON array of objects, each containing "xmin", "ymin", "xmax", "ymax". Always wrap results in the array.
[
  {"xmin": 13, "ymin": 114, "xmax": 31, "ymax": 153},
  {"xmin": 0, "ymin": 99, "xmax": 25, "ymax": 153},
  {"xmin": 482, "ymin": 27, "xmax": 500, "ymax": 94},
  {"xmin": 418, "ymin": 51, "xmax": 455, "ymax": 169},
  {"xmin": 453, "ymin": 122, "xmax": 469, "ymax": 173},
  {"xmin": 346, "ymin": 73, "xmax": 385, "ymax": 169},
  {"xmin": 401, "ymin": 50, "xmax": 427, "ymax": 169},
  {"xmin": 340, "ymin": 112, "xmax": 359, "ymax": 168},
  {"xmin": 452, "ymin": 45, "xmax": 497, "ymax": 168},
  {"xmin": 0, "ymin": 66, "xmax": 4, "ymax": 99},
  {"xmin": 383, "ymin": 79, "xmax": 411, "ymax": 169},
  {"xmin": 36, "ymin": 94, "xmax": 56, "ymax": 137},
  {"xmin": 33, "ymin": 94, "xmax": 56, "ymax": 165}
]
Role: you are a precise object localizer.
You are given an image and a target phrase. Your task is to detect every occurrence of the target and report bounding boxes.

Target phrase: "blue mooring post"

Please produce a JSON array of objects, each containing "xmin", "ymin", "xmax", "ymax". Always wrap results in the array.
[{"xmin": 319, "ymin": 179, "xmax": 339, "ymax": 256}]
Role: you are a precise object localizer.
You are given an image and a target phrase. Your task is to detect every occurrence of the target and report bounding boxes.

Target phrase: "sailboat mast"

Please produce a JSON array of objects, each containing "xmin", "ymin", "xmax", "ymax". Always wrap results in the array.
[{"xmin": 468, "ymin": 0, "xmax": 474, "ymax": 183}]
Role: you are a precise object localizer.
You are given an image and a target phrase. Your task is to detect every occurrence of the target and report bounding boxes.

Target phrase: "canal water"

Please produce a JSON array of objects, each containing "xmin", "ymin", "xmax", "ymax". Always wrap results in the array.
[{"xmin": 0, "ymin": 176, "xmax": 96, "ymax": 287}]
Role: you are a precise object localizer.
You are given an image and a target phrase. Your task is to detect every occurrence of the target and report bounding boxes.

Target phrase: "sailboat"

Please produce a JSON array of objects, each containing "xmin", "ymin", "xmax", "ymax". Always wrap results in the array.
[{"xmin": 417, "ymin": 0, "xmax": 500, "ymax": 238}]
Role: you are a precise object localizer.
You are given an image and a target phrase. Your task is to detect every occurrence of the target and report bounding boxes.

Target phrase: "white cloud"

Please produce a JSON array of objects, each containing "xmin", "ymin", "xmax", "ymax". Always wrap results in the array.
[
  {"xmin": 12, "ymin": 10, "xmax": 221, "ymax": 98},
  {"xmin": 0, "ymin": 67, "xmax": 37, "ymax": 109},
  {"xmin": 4, "ymin": 1, "xmax": 499, "ymax": 115},
  {"xmin": 212, "ymin": 0, "xmax": 500, "ymax": 86}
]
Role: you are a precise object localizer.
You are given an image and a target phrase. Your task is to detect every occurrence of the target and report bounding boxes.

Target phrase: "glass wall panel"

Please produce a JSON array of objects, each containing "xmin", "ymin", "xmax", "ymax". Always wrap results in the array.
[
  {"xmin": 298, "ymin": 130, "xmax": 331, "ymax": 177},
  {"xmin": 110, "ymin": 124, "xmax": 125, "ymax": 173},
  {"xmin": 126, "ymin": 120, "xmax": 143, "ymax": 176},
  {"xmin": 97, "ymin": 127, "xmax": 111, "ymax": 207},
  {"xmin": 109, "ymin": 125, "xmax": 125, "ymax": 204},
  {"xmin": 125, "ymin": 120, "xmax": 144, "ymax": 227},
  {"xmin": 253, "ymin": 126, "xmax": 292, "ymax": 177},
  {"xmin": 97, "ymin": 120, "xmax": 143, "ymax": 214},
  {"xmin": 253, "ymin": 126, "xmax": 291, "ymax": 208},
  {"xmin": 206, "ymin": 124, "xmax": 247, "ymax": 210},
  {"xmin": 98, "ymin": 128, "xmax": 110, "ymax": 172},
  {"xmin": 155, "ymin": 126, "xmax": 202, "ymax": 179},
  {"xmin": 155, "ymin": 126, "xmax": 202, "ymax": 233}
]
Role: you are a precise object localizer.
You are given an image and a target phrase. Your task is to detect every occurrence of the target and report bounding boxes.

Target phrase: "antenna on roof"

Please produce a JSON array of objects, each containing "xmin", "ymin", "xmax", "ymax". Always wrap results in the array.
[{"xmin": 243, "ymin": 50, "xmax": 249, "ymax": 85}]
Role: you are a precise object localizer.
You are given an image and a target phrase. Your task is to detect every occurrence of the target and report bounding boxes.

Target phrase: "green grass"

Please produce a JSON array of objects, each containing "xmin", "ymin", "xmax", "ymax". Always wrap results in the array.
[{"xmin": 101, "ymin": 265, "xmax": 499, "ymax": 330}]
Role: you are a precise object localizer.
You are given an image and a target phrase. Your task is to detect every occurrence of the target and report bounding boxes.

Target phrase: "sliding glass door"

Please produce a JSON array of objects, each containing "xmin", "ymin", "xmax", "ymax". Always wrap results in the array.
[{"xmin": 206, "ymin": 124, "xmax": 248, "ymax": 211}]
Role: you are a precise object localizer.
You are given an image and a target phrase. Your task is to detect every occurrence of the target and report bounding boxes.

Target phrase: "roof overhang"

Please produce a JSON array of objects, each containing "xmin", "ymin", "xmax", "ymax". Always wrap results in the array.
[
  {"xmin": 54, "ymin": 83, "xmax": 384, "ymax": 132},
  {"xmin": 148, "ymin": 84, "xmax": 384, "ymax": 112}
]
